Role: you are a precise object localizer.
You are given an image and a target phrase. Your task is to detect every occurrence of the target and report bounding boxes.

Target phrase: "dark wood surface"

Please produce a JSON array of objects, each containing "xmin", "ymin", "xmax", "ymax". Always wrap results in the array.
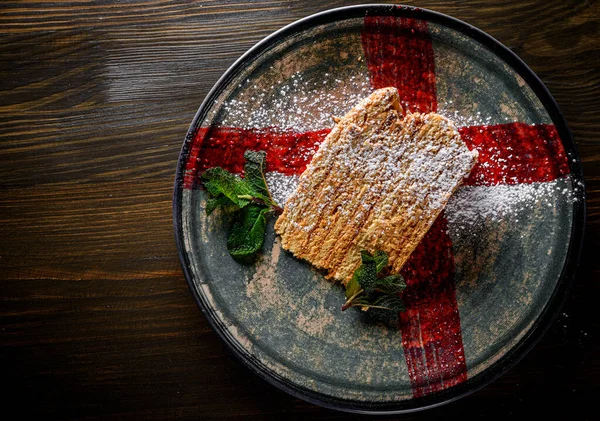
[{"xmin": 1, "ymin": 1, "xmax": 597, "ymax": 419}]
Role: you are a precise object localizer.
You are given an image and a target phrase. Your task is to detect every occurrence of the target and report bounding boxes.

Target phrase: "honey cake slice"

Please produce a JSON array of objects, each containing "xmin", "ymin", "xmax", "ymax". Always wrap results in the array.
[{"xmin": 274, "ymin": 87, "xmax": 478, "ymax": 283}]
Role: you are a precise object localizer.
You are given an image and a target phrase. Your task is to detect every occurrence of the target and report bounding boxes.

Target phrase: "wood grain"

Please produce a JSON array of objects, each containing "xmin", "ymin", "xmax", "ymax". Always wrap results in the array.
[{"xmin": 1, "ymin": 1, "xmax": 597, "ymax": 419}]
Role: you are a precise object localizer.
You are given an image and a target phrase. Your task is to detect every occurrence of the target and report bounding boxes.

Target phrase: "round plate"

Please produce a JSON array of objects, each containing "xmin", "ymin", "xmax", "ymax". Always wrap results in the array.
[{"xmin": 173, "ymin": 5, "xmax": 585, "ymax": 414}]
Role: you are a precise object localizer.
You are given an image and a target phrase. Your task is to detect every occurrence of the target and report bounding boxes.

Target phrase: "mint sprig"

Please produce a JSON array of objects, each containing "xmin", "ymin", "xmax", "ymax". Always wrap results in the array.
[
  {"xmin": 342, "ymin": 250, "xmax": 406, "ymax": 312},
  {"xmin": 201, "ymin": 150, "xmax": 282, "ymax": 262},
  {"xmin": 226, "ymin": 204, "xmax": 270, "ymax": 264}
]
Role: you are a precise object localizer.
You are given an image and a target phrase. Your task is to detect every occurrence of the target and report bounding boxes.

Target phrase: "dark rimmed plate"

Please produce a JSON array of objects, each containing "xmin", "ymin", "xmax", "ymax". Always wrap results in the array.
[{"xmin": 173, "ymin": 5, "xmax": 585, "ymax": 414}]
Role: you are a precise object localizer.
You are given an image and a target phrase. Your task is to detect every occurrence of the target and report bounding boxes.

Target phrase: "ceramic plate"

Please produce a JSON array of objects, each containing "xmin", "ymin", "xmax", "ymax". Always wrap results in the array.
[{"xmin": 173, "ymin": 5, "xmax": 585, "ymax": 413}]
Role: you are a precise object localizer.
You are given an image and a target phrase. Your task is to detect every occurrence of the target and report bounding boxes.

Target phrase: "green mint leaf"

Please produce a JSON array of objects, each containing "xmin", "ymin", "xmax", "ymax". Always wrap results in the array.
[
  {"xmin": 226, "ymin": 204, "xmax": 270, "ymax": 263},
  {"xmin": 345, "ymin": 295, "xmax": 404, "ymax": 311},
  {"xmin": 343, "ymin": 250, "xmax": 406, "ymax": 313},
  {"xmin": 201, "ymin": 167, "xmax": 253, "ymax": 209},
  {"xmin": 374, "ymin": 274, "xmax": 406, "ymax": 295},
  {"xmin": 243, "ymin": 150, "xmax": 273, "ymax": 205},
  {"xmin": 345, "ymin": 296, "xmax": 372, "ymax": 309},
  {"xmin": 205, "ymin": 196, "xmax": 236, "ymax": 216},
  {"xmin": 201, "ymin": 151, "xmax": 282, "ymax": 265},
  {"xmin": 358, "ymin": 250, "xmax": 378, "ymax": 295},
  {"xmin": 373, "ymin": 250, "xmax": 388, "ymax": 273},
  {"xmin": 370, "ymin": 294, "xmax": 405, "ymax": 311},
  {"xmin": 344, "ymin": 276, "xmax": 362, "ymax": 300},
  {"xmin": 360, "ymin": 250, "xmax": 375, "ymax": 264}
]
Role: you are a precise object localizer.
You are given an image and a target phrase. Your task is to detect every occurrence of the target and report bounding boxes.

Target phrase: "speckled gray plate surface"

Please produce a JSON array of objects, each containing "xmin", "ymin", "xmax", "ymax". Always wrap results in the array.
[{"xmin": 173, "ymin": 5, "xmax": 585, "ymax": 413}]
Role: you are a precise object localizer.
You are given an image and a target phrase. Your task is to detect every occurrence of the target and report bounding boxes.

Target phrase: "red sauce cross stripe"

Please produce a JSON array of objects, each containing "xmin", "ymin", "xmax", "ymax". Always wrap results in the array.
[
  {"xmin": 182, "ymin": 10, "xmax": 571, "ymax": 399},
  {"xmin": 362, "ymin": 14, "xmax": 437, "ymax": 114},
  {"xmin": 460, "ymin": 123, "xmax": 569, "ymax": 186},
  {"xmin": 182, "ymin": 127, "xmax": 329, "ymax": 189},
  {"xmin": 363, "ymin": 15, "xmax": 469, "ymax": 395}
]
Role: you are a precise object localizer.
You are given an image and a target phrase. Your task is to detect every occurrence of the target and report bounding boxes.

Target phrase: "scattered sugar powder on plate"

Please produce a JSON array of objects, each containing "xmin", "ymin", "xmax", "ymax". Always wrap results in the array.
[
  {"xmin": 266, "ymin": 172, "xmax": 300, "ymax": 207},
  {"xmin": 445, "ymin": 179, "xmax": 575, "ymax": 237},
  {"xmin": 437, "ymin": 104, "xmax": 494, "ymax": 128},
  {"xmin": 219, "ymin": 72, "xmax": 373, "ymax": 132}
]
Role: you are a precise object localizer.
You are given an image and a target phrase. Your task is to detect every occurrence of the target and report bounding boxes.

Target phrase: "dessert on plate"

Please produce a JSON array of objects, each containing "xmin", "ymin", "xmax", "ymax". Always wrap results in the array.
[{"xmin": 275, "ymin": 87, "xmax": 478, "ymax": 282}]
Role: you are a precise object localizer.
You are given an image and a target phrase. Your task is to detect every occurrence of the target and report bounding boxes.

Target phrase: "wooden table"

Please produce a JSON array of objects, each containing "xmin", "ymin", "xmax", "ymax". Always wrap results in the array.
[{"xmin": 1, "ymin": 1, "xmax": 597, "ymax": 419}]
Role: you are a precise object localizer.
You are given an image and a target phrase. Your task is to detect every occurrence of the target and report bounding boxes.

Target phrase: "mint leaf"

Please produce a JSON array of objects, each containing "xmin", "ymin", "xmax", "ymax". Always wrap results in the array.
[
  {"xmin": 226, "ymin": 204, "xmax": 270, "ymax": 263},
  {"xmin": 201, "ymin": 167, "xmax": 253, "ymax": 209},
  {"xmin": 360, "ymin": 250, "xmax": 375, "ymax": 264},
  {"xmin": 342, "ymin": 250, "xmax": 406, "ymax": 313},
  {"xmin": 243, "ymin": 150, "xmax": 272, "ymax": 204},
  {"xmin": 371, "ymin": 295, "xmax": 405, "ymax": 311},
  {"xmin": 345, "ymin": 276, "xmax": 362, "ymax": 300},
  {"xmin": 358, "ymin": 250, "xmax": 378, "ymax": 295},
  {"xmin": 200, "ymin": 150, "xmax": 282, "ymax": 217},
  {"xmin": 201, "ymin": 151, "xmax": 284, "ymax": 264},
  {"xmin": 343, "ymin": 295, "xmax": 372, "ymax": 309},
  {"xmin": 346, "ymin": 258, "xmax": 364, "ymax": 299},
  {"xmin": 373, "ymin": 250, "xmax": 388, "ymax": 273},
  {"xmin": 206, "ymin": 195, "xmax": 236, "ymax": 216},
  {"xmin": 375, "ymin": 274, "xmax": 406, "ymax": 295}
]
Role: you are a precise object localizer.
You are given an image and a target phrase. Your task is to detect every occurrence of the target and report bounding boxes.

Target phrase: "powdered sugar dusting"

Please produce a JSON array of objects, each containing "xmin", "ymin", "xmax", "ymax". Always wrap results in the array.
[
  {"xmin": 218, "ymin": 72, "xmax": 373, "ymax": 132},
  {"xmin": 437, "ymin": 102, "xmax": 494, "ymax": 128},
  {"xmin": 446, "ymin": 179, "xmax": 576, "ymax": 237},
  {"xmin": 266, "ymin": 172, "xmax": 299, "ymax": 207}
]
